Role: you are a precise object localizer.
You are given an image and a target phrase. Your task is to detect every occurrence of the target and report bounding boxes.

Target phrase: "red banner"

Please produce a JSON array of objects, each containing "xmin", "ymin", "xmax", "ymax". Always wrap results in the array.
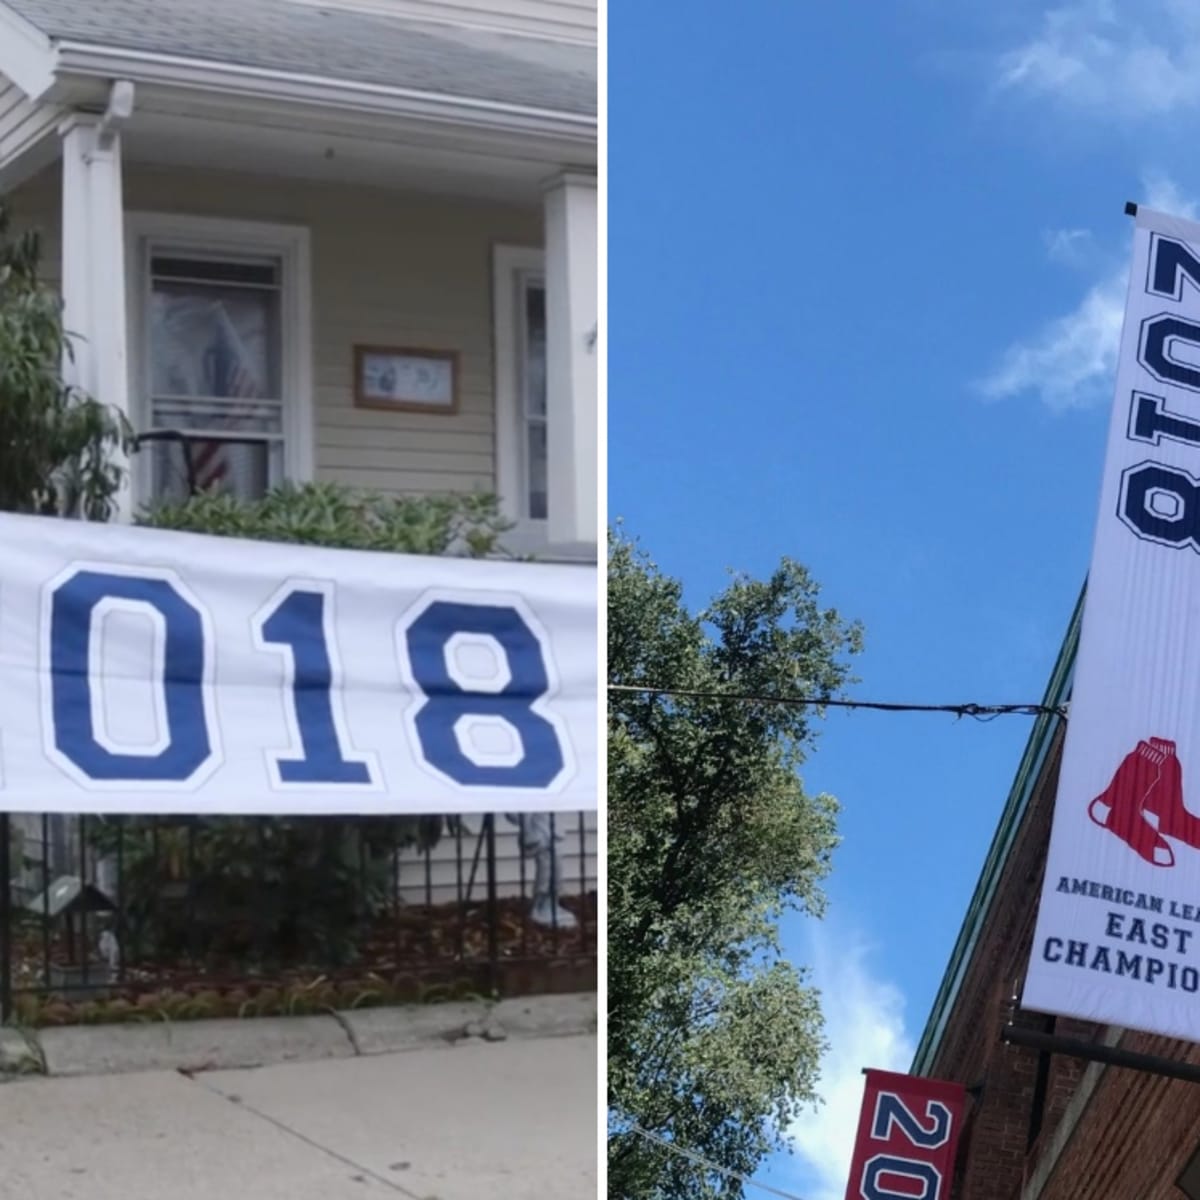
[{"xmin": 843, "ymin": 1069, "xmax": 967, "ymax": 1200}]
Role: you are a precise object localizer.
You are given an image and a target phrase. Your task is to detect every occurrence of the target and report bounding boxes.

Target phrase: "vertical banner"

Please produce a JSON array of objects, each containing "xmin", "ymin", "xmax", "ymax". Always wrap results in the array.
[
  {"xmin": 843, "ymin": 1069, "xmax": 966, "ymax": 1200},
  {"xmin": 1025, "ymin": 205, "xmax": 1200, "ymax": 1039}
]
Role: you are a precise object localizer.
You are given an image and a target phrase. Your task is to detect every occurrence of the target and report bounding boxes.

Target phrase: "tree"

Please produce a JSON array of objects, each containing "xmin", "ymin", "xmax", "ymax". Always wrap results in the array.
[
  {"xmin": 608, "ymin": 528, "xmax": 863, "ymax": 1198},
  {"xmin": 0, "ymin": 204, "xmax": 130, "ymax": 518}
]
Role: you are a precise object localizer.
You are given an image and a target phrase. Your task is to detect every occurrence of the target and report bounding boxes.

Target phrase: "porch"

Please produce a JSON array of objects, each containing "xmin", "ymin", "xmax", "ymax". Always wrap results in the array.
[
  {"xmin": 0, "ymin": 17, "xmax": 598, "ymax": 1019},
  {"xmin": 1, "ymin": 93, "xmax": 597, "ymax": 556}
]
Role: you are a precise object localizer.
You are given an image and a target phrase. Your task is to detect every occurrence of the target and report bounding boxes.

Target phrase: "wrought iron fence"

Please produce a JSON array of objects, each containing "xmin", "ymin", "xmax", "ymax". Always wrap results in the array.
[{"xmin": 0, "ymin": 809, "xmax": 597, "ymax": 1024}]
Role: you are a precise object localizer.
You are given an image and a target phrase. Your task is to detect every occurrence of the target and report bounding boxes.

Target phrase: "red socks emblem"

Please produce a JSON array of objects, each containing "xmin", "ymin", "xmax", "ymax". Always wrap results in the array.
[{"xmin": 1087, "ymin": 738, "xmax": 1199, "ymax": 868}]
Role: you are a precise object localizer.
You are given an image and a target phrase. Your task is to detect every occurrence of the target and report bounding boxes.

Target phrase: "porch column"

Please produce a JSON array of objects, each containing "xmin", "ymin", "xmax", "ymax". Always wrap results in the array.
[
  {"xmin": 542, "ymin": 170, "xmax": 597, "ymax": 548},
  {"xmin": 59, "ymin": 111, "xmax": 131, "ymax": 519}
]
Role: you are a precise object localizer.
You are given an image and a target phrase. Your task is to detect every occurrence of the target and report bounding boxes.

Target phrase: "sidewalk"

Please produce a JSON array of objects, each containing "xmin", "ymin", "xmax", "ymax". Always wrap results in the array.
[
  {"xmin": 0, "ymin": 1032, "xmax": 596, "ymax": 1199},
  {"xmin": 0, "ymin": 994, "xmax": 596, "ymax": 1199}
]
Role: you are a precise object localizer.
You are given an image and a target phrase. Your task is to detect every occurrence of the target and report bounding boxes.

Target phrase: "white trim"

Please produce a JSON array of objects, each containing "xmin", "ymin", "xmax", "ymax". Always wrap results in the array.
[
  {"xmin": 541, "ymin": 171, "xmax": 596, "ymax": 547},
  {"xmin": 493, "ymin": 243, "xmax": 547, "ymax": 545},
  {"xmin": 124, "ymin": 213, "xmax": 314, "ymax": 508},
  {"xmin": 53, "ymin": 43, "xmax": 595, "ymax": 140},
  {"xmin": 543, "ymin": 167, "xmax": 596, "ymax": 190},
  {"xmin": 0, "ymin": 3, "xmax": 57, "ymax": 99},
  {"xmin": 60, "ymin": 114, "xmax": 133, "ymax": 518}
]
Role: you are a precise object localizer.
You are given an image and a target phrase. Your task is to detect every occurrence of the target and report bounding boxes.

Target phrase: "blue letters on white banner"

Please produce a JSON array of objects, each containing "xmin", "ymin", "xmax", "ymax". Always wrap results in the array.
[
  {"xmin": 1025, "ymin": 206, "xmax": 1200, "ymax": 1041},
  {"xmin": 0, "ymin": 513, "xmax": 597, "ymax": 814}
]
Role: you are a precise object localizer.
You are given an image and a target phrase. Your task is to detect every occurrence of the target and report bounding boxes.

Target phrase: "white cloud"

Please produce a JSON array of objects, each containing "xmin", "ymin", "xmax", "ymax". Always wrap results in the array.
[
  {"xmin": 978, "ymin": 172, "xmax": 1196, "ymax": 411},
  {"xmin": 1043, "ymin": 227, "xmax": 1094, "ymax": 268},
  {"xmin": 1143, "ymin": 170, "xmax": 1200, "ymax": 220},
  {"xmin": 996, "ymin": 1, "xmax": 1200, "ymax": 117},
  {"xmin": 787, "ymin": 928, "xmax": 915, "ymax": 1200},
  {"xmin": 977, "ymin": 270, "xmax": 1125, "ymax": 410}
]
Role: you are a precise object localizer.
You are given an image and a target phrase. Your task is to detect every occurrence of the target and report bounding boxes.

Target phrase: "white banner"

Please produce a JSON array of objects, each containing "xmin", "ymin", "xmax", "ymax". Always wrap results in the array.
[
  {"xmin": 0, "ymin": 513, "xmax": 597, "ymax": 815},
  {"xmin": 1025, "ymin": 206, "xmax": 1200, "ymax": 1040}
]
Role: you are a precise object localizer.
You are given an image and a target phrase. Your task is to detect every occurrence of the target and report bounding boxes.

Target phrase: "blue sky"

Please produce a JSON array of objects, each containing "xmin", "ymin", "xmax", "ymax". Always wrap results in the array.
[{"xmin": 608, "ymin": 3, "xmax": 1200, "ymax": 1197}]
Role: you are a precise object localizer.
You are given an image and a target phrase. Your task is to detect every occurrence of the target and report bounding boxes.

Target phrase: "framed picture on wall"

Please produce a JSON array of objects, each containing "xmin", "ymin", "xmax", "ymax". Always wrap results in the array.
[{"xmin": 353, "ymin": 346, "xmax": 459, "ymax": 413}]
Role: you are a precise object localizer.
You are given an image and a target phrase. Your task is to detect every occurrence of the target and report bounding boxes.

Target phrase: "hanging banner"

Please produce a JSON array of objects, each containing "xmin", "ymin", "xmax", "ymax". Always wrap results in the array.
[
  {"xmin": 843, "ymin": 1069, "xmax": 966, "ymax": 1200},
  {"xmin": 1024, "ymin": 205, "xmax": 1200, "ymax": 1039},
  {"xmin": 0, "ymin": 512, "xmax": 597, "ymax": 815}
]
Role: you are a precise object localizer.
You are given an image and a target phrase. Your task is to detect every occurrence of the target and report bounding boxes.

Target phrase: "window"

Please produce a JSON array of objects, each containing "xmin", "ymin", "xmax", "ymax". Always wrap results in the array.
[
  {"xmin": 127, "ymin": 215, "xmax": 312, "ymax": 506},
  {"xmin": 519, "ymin": 274, "xmax": 548, "ymax": 521},
  {"xmin": 494, "ymin": 245, "xmax": 549, "ymax": 535}
]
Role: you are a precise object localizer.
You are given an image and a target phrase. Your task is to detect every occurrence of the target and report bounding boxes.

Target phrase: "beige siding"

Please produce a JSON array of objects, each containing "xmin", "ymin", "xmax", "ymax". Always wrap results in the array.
[
  {"xmin": 290, "ymin": 0, "xmax": 595, "ymax": 42},
  {"xmin": 7, "ymin": 162, "xmax": 542, "ymax": 499},
  {"xmin": 3, "ymin": 164, "xmax": 593, "ymax": 907}
]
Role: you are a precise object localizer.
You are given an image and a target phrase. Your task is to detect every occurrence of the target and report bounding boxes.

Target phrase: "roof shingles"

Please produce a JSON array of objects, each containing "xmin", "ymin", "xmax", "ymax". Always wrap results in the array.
[{"xmin": 4, "ymin": 0, "xmax": 596, "ymax": 115}]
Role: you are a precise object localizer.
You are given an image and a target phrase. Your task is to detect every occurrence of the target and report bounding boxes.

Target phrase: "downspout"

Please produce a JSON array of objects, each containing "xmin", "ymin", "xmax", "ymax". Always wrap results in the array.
[{"xmin": 94, "ymin": 78, "xmax": 135, "ymax": 152}]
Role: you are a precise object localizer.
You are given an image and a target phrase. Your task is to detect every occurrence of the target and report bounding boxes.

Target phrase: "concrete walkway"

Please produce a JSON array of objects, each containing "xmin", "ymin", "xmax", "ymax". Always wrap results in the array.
[{"xmin": 0, "ymin": 1033, "xmax": 597, "ymax": 1199}]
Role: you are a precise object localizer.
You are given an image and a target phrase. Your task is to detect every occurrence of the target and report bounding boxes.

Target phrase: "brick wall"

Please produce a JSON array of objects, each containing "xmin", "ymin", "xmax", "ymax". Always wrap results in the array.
[
  {"xmin": 1031, "ymin": 1029, "xmax": 1200, "ymax": 1199},
  {"xmin": 924, "ymin": 729, "xmax": 1065, "ymax": 1200}
]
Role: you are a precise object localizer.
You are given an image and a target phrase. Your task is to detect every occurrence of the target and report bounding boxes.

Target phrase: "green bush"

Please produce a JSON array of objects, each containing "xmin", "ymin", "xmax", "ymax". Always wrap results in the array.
[
  {"xmin": 140, "ymin": 480, "xmax": 513, "ymax": 558},
  {"xmin": 87, "ymin": 814, "xmax": 453, "ymax": 965},
  {"xmin": 0, "ymin": 205, "xmax": 131, "ymax": 518}
]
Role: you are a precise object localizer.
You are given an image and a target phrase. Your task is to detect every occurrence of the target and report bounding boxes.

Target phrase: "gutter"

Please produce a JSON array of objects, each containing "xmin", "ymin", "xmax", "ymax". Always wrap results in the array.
[
  {"xmin": 910, "ymin": 585, "xmax": 1084, "ymax": 1075},
  {"xmin": 48, "ymin": 41, "xmax": 596, "ymax": 142}
]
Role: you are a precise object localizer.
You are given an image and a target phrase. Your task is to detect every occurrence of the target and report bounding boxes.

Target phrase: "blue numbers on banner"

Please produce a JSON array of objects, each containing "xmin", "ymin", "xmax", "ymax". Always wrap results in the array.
[
  {"xmin": 47, "ymin": 574, "xmax": 567, "ymax": 791},
  {"xmin": 1140, "ymin": 314, "xmax": 1200, "ymax": 393},
  {"xmin": 1121, "ymin": 235, "xmax": 1200, "ymax": 554},
  {"xmin": 870, "ymin": 1093, "xmax": 950, "ymax": 1149},
  {"xmin": 859, "ymin": 1156, "xmax": 940, "ymax": 1200},
  {"xmin": 258, "ymin": 588, "xmax": 372, "ymax": 785},
  {"xmin": 1148, "ymin": 233, "xmax": 1200, "ymax": 301},
  {"xmin": 50, "ymin": 570, "xmax": 213, "ymax": 782},
  {"xmin": 404, "ymin": 601, "xmax": 564, "ymax": 787},
  {"xmin": 1128, "ymin": 392, "xmax": 1200, "ymax": 450},
  {"xmin": 1120, "ymin": 461, "xmax": 1200, "ymax": 549}
]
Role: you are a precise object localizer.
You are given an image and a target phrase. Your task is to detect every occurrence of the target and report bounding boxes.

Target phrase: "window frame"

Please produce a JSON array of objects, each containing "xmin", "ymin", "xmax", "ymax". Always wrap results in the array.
[
  {"xmin": 125, "ymin": 212, "xmax": 314, "ymax": 508},
  {"xmin": 492, "ymin": 243, "xmax": 548, "ymax": 543}
]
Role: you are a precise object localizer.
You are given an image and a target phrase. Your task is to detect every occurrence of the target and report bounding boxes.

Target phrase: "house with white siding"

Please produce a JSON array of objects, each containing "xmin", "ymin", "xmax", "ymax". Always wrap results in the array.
[{"xmin": 0, "ymin": 0, "xmax": 596, "ymax": 941}]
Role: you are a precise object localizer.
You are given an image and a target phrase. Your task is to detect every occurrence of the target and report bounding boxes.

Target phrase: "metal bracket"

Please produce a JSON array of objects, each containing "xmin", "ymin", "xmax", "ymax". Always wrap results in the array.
[{"xmin": 1002, "ymin": 1016, "xmax": 1200, "ymax": 1085}]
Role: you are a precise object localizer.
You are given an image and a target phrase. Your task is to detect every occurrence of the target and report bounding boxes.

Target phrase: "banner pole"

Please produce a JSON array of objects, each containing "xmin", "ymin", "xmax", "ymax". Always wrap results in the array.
[{"xmin": 1001, "ymin": 1021, "xmax": 1200, "ymax": 1085}]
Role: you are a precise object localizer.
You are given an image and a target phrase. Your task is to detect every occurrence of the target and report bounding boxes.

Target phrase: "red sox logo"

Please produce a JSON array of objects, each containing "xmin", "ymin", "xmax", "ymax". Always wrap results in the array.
[{"xmin": 1088, "ymin": 737, "xmax": 1200, "ymax": 867}]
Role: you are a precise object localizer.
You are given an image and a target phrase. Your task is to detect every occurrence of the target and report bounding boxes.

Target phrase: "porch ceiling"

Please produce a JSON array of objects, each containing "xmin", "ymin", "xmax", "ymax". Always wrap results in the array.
[
  {"xmin": 3, "ymin": 73, "xmax": 594, "ymax": 202},
  {"xmin": 119, "ymin": 105, "xmax": 582, "ymax": 203}
]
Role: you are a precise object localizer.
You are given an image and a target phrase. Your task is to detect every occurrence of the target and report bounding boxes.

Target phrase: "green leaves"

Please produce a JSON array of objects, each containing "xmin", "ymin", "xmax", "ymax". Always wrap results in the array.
[
  {"xmin": 86, "ymin": 815, "xmax": 444, "ymax": 964},
  {"xmin": 140, "ymin": 481, "xmax": 512, "ymax": 558},
  {"xmin": 0, "ymin": 206, "xmax": 131, "ymax": 520},
  {"xmin": 607, "ymin": 529, "xmax": 862, "ymax": 1199}
]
